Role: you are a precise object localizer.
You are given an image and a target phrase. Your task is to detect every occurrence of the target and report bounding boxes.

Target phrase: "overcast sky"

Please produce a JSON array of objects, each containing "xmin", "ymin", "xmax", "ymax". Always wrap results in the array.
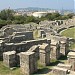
[{"xmin": 0, "ymin": 0, "xmax": 74, "ymax": 10}]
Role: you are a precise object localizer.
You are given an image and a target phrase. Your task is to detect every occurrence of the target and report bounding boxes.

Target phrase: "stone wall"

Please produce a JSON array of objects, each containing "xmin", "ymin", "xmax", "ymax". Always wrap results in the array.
[{"xmin": 0, "ymin": 38, "xmax": 51, "ymax": 60}]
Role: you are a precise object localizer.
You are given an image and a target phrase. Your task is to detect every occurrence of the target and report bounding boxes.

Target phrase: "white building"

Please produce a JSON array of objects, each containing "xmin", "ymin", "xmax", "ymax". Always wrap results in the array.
[{"xmin": 32, "ymin": 12, "xmax": 48, "ymax": 18}]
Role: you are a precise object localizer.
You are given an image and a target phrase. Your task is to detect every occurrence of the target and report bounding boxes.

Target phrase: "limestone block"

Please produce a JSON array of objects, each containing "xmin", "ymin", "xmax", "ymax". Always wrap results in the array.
[
  {"xmin": 28, "ymin": 45, "xmax": 39, "ymax": 60},
  {"xmin": 39, "ymin": 50, "xmax": 50, "ymax": 66},
  {"xmin": 67, "ymin": 52, "xmax": 75, "ymax": 71},
  {"xmin": 57, "ymin": 63, "xmax": 72, "ymax": 70},
  {"xmin": 60, "ymin": 41, "xmax": 68, "ymax": 55},
  {"xmin": 3, "ymin": 51, "xmax": 16, "ymax": 68},
  {"xmin": 20, "ymin": 52, "xmax": 37, "ymax": 75},
  {"xmin": 53, "ymin": 66, "xmax": 68, "ymax": 75},
  {"xmin": 39, "ymin": 43, "xmax": 50, "ymax": 52}
]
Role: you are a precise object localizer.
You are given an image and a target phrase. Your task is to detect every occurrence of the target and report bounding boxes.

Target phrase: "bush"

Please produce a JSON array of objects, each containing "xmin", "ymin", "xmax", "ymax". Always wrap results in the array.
[{"xmin": 0, "ymin": 20, "xmax": 7, "ymax": 28}]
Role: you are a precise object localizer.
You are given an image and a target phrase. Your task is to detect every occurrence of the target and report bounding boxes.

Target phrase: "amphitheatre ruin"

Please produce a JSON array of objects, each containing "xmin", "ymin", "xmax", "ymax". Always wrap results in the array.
[{"xmin": 0, "ymin": 16, "xmax": 75, "ymax": 75}]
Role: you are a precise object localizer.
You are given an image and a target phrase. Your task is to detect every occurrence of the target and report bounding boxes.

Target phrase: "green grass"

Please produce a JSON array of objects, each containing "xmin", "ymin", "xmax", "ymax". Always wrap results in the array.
[
  {"xmin": 69, "ymin": 42, "xmax": 75, "ymax": 50},
  {"xmin": 61, "ymin": 28, "xmax": 75, "ymax": 39},
  {"xmin": 61, "ymin": 27, "xmax": 75, "ymax": 49},
  {"xmin": 0, "ymin": 61, "xmax": 22, "ymax": 75},
  {"xmin": 0, "ymin": 58, "xmax": 67, "ymax": 75}
]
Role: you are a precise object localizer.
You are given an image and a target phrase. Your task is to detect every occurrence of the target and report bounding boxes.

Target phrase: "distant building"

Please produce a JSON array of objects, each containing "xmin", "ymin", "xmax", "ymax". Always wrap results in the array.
[
  {"xmin": 32, "ymin": 12, "xmax": 48, "ymax": 18},
  {"xmin": 32, "ymin": 10, "xmax": 59, "ymax": 18}
]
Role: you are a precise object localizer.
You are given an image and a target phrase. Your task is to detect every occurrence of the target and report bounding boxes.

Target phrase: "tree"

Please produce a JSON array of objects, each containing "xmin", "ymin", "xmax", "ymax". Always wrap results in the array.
[
  {"xmin": 0, "ymin": 20, "xmax": 7, "ymax": 28},
  {"xmin": 67, "ymin": 13, "xmax": 74, "ymax": 18},
  {"xmin": 0, "ymin": 9, "xmax": 14, "ymax": 20}
]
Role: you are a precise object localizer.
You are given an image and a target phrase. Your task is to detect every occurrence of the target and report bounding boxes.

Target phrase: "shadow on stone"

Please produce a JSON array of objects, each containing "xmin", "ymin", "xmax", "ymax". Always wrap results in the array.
[
  {"xmin": 58, "ymin": 55, "xmax": 67, "ymax": 60},
  {"xmin": 34, "ymin": 68, "xmax": 52, "ymax": 74},
  {"xmin": 49, "ymin": 60, "xmax": 63, "ymax": 66}
]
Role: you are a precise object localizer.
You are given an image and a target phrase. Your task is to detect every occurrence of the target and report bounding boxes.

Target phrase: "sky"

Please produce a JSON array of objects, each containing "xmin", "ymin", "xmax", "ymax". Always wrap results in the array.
[{"xmin": 0, "ymin": 0, "xmax": 74, "ymax": 10}]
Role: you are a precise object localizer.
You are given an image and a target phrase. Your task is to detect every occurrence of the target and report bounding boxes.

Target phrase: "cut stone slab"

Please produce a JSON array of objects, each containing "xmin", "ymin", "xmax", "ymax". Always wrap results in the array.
[
  {"xmin": 53, "ymin": 66, "xmax": 68, "ymax": 75},
  {"xmin": 57, "ymin": 63, "xmax": 72, "ymax": 70}
]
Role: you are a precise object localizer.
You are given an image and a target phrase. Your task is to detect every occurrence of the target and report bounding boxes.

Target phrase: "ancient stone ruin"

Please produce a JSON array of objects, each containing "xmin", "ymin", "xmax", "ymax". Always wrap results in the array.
[{"xmin": 0, "ymin": 19, "xmax": 74, "ymax": 75}]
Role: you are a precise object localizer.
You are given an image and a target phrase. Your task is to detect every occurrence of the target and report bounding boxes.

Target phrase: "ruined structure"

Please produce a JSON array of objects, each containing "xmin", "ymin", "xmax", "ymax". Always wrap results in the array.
[
  {"xmin": 0, "ymin": 17, "xmax": 74, "ymax": 75},
  {"xmin": 46, "ymin": 34, "xmax": 69, "ymax": 56}
]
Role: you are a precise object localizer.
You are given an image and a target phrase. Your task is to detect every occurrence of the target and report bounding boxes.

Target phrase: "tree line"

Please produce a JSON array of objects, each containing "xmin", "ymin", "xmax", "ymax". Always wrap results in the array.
[{"xmin": 0, "ymin": 9, "xmax": 74, "ymax": 28}]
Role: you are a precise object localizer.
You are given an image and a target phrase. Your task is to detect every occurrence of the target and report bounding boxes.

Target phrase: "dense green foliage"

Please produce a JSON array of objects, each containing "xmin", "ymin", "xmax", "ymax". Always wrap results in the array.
[{"xmin": 0, "ymin": 9, "xmax": 74, "ymax": 28}]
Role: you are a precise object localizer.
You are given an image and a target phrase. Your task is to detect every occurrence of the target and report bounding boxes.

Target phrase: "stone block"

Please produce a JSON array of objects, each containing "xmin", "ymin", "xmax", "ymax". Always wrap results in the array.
[
  {"xmin": 67, "ymin": 52, "xmax": 75, "ymax": 71},
  {"xmin": 57, "ymin": 63, "xmax": 72, "ymax": 70},
  {"xmin": 20, "ymin": 52, "xmax": 37, "ymax": 75},
  {"xmin": 53, "ymin": 66, "xmax": 68, "ymax": 75},
  {"xmin": 50, "ymin": 43, "xmax": 60, "ymax": 60},
  {"xmin": 39, "ymin": 43, "xmax": 50, "ymax": 52},
  {"xmin": 3, "ymin": 51, "xmax": 16, "ymax": 68},
  {"xmin": 60, "ymin": 41, "xmax": 68, "ymax": 56},
  {"xmin": 28, "ymin": 45, "xmax": 39, "ymax": 60},
  {"xmin": 39, "ymin": 50, "xmax": 50, "ymax": 66}
]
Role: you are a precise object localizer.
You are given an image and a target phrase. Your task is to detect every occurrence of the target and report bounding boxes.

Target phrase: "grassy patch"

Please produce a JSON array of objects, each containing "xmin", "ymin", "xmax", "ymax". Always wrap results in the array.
[
  {"xmin": 0, "ymin": 61, "xmax": 22, "ymax": 75},
  {"xmin": 69, "ymin": 42, "xmax": 75, "ymax": 50},
  {"xmin": 61, "ymin": 28, "xmax": 75, "ymax": 49},
  {"xmin": 61, "ymin": 28, "xmax": 75, "ymax": 39}
]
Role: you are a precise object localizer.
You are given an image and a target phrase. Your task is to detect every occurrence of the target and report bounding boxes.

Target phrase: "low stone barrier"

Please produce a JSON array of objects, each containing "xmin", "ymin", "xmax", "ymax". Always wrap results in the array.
[{"xmin": 53, "ymin": 66, "xmax": 68, "ymax": 75}]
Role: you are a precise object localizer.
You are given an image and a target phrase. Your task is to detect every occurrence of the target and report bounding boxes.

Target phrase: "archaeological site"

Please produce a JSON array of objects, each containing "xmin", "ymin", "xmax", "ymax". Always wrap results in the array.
[{"xmin": 0, "ymin": 17, "xmax": 75, "ymax": 75}]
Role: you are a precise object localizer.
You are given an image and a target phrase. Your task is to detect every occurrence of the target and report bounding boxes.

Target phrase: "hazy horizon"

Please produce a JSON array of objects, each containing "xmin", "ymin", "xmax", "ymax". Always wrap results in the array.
[{"xmin": 0, "ymin": 0, "xmax": 74, "ymax": 10}]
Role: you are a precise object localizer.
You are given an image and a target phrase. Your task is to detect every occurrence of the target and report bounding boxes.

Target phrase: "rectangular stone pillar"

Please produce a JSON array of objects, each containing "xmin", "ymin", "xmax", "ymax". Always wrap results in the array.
[
  {"xmin": 3, "ymin": 51, "xmax": 16, "ymax": 68},
  {"xmin": 50, "ymin": 40, "xmax": 60, "ymax": 60},
  {"xmin": 39, "ymin": 43, "xmax": 50, "ymax": 66},
  {"xmin": 60, "ymin": 41, "xmax": 68, "ymax": 56},
  {"xmin": 20, "ymin": 52, "xmax": 37, "ymax": 75},
  {"xmin": 39, "ymin": 50, "xmax": 50, "ymax": 66}
]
